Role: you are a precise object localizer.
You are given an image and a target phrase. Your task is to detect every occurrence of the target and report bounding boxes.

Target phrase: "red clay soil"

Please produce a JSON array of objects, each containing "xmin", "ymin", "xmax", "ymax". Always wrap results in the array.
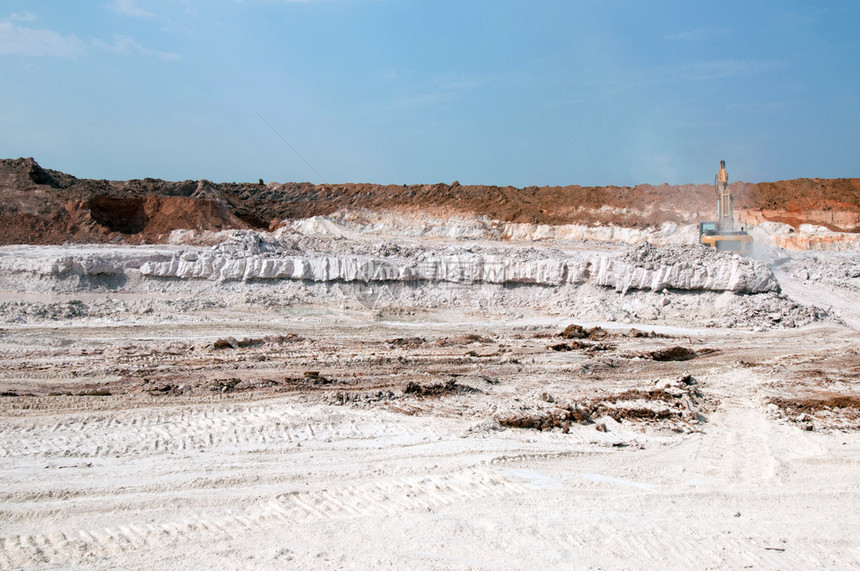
[{"xmin": 0, "ymin": 157, "xmax": 858, "ymax": 245}]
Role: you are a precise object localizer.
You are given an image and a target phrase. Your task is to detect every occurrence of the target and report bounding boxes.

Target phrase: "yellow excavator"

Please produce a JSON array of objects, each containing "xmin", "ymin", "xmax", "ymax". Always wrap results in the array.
[{"xmin": 698, "ymin": 160, "xmax": 753, "ymax": 253}]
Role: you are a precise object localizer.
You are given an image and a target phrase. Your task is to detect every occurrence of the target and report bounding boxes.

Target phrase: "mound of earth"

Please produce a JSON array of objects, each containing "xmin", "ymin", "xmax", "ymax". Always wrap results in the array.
[{"xmin": 1, "ymin": 157, "xmax": 858, "ymax": 245}]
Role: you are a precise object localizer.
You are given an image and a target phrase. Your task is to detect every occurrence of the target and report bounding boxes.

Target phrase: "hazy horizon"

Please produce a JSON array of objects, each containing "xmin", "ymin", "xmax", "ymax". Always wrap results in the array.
[{"xmin": 2, "ymin": 1, "xmax": 858, "ymax": 187}]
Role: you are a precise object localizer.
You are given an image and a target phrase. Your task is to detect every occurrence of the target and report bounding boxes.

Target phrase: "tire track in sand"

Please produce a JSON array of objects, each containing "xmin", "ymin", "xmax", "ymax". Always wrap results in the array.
[
  {"xmin": 0, "ymin": 469, "xmax": 529, "ymax": 568},
  {"xmin": 0, "ymin": 403, "xmax": 427, "ymax": 458},
  {"xmin": 522, "ymin": 522, "xmax": 827, "ymax": 568}
]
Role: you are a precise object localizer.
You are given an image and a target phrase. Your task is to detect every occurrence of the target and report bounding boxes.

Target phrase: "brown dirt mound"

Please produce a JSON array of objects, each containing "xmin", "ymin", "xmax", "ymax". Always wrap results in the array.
[
  {"xmin": 403, "ymin": 380, "xmax": 478, "ymax": 397},
  {"xmin": 0, "ymin": 194, "xmax": 249, "ymax": 244},
  {"xmin": 751, "ymin": 178, "xmax": 860, "ymax": 212},
  {"xmin": 769, "ymin": 395, "xmax": 860, "ymax": 415},
  {"xmin": 549, "ymin": 341, "xmax": 615, "ymax": 352},
  {"xmin": 645, "ymin": 347, "xmax": 698, "ymax": 361},
  {"xmin": 560, "ymin": 324, "xmax": 607, "ymax": 339},
  {"xmin": 78, "ymin": 196, "xmax": 245, "ymax": 236},
  {"xmin": 497, "ymin": 377, "xmax": 703, "ymax": 432},
  {"xmin": 497, "ymin": 406, "xmax": 591, "ymax": 432},
  {"xmin": 2, "ymin": 157, "xmax": 858, "ymax": 244}
]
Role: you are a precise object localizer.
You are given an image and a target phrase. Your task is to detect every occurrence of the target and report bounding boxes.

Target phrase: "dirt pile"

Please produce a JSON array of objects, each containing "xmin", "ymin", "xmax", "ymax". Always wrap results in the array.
[
  {"xmin": 560, "ymin": 324, "xmax": 607, "ymax": 339},
  {"xmin": 496, "ymin": 374, "xmax": 705, "ymax": 432},
  {"xmin": 2, "ymin": 158, "xmax": 858, "ymax": 245},
  {"xmin": 0, "ymin": 158, "xmax": 250, "ymax": 244},
  {"xmin": 645, "ymin": 346, "xmax": 698, "ymax": 361},
  {"xmin": 403, "ymin": 380, "xmax": 476, "ymax": 397},
  {"xmin": 759, "ymin": 346, "xmax": 860, "ymax": 430},
  {"xmin": 68, "ymin": 196, "xmax": 249, "ymax": 239},
  {"xmin": 751, "ymin": 178, "xmax": 860, "ymax": 214}
]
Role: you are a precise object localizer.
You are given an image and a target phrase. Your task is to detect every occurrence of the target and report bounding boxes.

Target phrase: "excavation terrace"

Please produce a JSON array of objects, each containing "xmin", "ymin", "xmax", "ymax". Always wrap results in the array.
[{"xmin": 0, "ymin": 159, "xmax": 859, "ymax": 569}]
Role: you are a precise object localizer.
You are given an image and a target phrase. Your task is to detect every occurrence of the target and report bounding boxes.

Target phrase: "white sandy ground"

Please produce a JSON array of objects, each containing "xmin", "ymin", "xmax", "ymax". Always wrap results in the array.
[
  {"xmin": 0, "ymin": 234, "xmax": 859, "ymax": 569},
  {"xmin": 1, "ymin": 344, "xmax": 859, "ymax": 569}
]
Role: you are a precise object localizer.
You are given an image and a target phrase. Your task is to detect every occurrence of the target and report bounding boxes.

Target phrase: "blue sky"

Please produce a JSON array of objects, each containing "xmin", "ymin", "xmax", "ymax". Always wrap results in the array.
[{"xmin": 1, "ymin": 1, "xmax": 858, "ymax": 186}]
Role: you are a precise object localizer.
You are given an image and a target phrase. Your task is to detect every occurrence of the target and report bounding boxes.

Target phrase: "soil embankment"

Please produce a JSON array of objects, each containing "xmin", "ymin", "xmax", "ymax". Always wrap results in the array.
[{"xmin": 1, "ymin": 157, "xmax": 858, "ymax": 245}]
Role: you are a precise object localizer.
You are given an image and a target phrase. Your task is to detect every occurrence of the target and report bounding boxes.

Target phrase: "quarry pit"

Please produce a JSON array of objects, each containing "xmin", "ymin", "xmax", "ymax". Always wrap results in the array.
[{"xmin": 0, "ymin": 160, "xmax": 859, "ymax": 568}]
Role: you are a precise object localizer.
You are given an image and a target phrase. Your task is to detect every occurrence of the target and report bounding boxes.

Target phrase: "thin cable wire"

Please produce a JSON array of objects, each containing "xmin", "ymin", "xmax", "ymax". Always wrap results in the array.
[
  {"xmin": 529, "ymin": 108, "xmax": 606, "ymax": 187},
  {"xmin": 253, "ymin": 109, "xmax": 330, "ymax": 185}
]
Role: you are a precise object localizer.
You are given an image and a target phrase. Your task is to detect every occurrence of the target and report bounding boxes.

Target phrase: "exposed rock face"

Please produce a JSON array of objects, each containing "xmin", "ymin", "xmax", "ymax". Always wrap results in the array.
[
  {"xmin": 0, "ymin": 238, "xmax": 833, "ymax": 330},
  {"xmin": 140, "ymin": 252, "xmax": 589, "ymax": 285},
  {"xmin": 1, "ymin": 158, "xmax": 859, "ymax": 245},
  {"xmin": 603, "ymin": 243, "xmax": 780, "ymax": 293},
  {"xmin": 136, "ymin": 233, "xmax": 779, "ymax": 294}
]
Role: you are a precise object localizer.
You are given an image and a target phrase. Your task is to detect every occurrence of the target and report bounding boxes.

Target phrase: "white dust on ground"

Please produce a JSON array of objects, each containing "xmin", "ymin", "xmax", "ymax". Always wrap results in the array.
[{"xmin": 0, "ymin": 214, "xmax": 859, "ymax": 569}]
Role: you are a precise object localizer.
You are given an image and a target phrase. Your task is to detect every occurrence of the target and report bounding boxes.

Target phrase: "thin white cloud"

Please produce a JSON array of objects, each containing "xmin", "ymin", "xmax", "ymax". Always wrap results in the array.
[
  {"xmin": 0, "ymin": 20, "xmax": 85, "ymax": 58},
  {"xmin": 106, "ymin": 1, "xmax": 193, "ymax": 36},
  {"xmin": 236, "ymin": 0, "xmax": 387, "ymax": 3},
  {"xmin": 726, "ymin": 100, "xmax": 789, "ymax": 113},
  {"xmin": 93, "ymin": 34, "xmax": 180, "ymax": 60},
  {"xmin": 669, "ymin": 59, "xmax": 786, "ymax": 81},
  {"xmin": 106, "ymin": 0, "xmax": 157, "ymax": 19},
  {"xmin": 391, "ymin": 73, "xmax": 494, "ymax": 110},
  {"xmin": 663, "ymin": 28, "xmax": 727, "ymax": 41},
  {"xmin": 9, "ymin": 11, "xmax": 36, "ymax": 22},
  {"xmin": 391, "ymin": 91, "xmax": 451, "ymax": 110},
  {"xmin": 664, "ymin": 28, "xmax": 707, "ymax": 41},
  {"xmin": 0, "ymin": 16, "xmax": 179, "ymax": 60}
]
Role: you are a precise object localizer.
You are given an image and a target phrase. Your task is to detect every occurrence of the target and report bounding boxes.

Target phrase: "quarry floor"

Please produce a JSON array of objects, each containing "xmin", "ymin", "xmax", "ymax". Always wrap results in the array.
[{"xmin": 0, "ymin": 239, "xmax": 859, "ymax": 569}]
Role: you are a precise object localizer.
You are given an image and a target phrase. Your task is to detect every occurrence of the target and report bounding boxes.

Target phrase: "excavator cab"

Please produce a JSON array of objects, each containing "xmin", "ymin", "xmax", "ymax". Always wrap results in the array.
[{"xmin": 698, "ymin": 221, "xmax": 718, "ymax": 237}]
